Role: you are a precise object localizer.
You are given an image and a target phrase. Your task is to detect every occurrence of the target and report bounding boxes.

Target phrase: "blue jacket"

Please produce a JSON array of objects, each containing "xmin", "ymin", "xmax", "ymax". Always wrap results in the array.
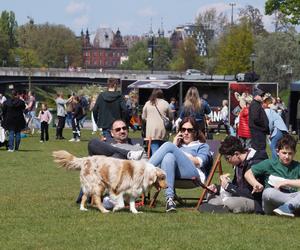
[
  {"xmin": 264, "ymin": 108, "xmax": 288, "ymax": 138},
  {"xmin": 179, "ymin": 100, "xmax": 211, "ymax": 123}
]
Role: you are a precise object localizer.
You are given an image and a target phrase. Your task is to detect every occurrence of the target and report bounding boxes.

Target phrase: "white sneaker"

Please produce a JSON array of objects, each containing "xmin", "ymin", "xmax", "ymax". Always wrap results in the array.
[
  {"xmin": 7, "ymin": 149, "xmax": 14, "ymax": 152},
  {"xmin": 40, "ymin": 140, "xmax": 44, "ymax": 143},
  {"xmin": 69, "ymin": 138, "xmax": 76, "ymax": 142},
  {"xmin": 127, "ymin": 150, "xmax": 144, "ymax": 160},
  {"xmin": 75, "ymin": 138, "xmax": 80, "ymax": 142}
]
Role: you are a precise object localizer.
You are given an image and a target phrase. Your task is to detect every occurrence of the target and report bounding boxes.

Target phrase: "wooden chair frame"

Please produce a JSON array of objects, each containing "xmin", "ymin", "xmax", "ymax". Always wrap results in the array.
[{"xmin": 149, "ymin": 140, "xmax": 223, "ymax": 210}]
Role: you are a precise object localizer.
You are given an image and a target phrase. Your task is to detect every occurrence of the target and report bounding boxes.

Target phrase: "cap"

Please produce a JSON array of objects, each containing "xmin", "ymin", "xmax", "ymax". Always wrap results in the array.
[{"xmin": 253, "ymin": 88, "xmax": 265, "ymax": 97}]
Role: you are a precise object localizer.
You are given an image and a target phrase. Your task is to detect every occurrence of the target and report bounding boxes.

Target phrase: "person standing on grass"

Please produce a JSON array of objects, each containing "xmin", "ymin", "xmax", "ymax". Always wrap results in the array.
[
  {"xmin": 262, "ymin": 96, "xmax": 288, "ymax": 160},
  {"xmin": 55, "ymin": 92, "xmax": 72, "ymax": 140},
  {"xmin": 69, "ymin": 96, "xmax": 84, "ymax": 142},
  {"xmin": 216, "ymin": 99, "xmax": 229, "ymax": 135},
  {"xmin": 178, "ymin": 86, "xmax": 211, "ymax": 135},
  {"xmin": 245, "ymin": 134, "xmax": 300, "ymax": 217},
  {"xmin": 2, "ymin": 90, "xmax": 26, "ymax": 152},
  {"xmin": 248, "ymin": 88, "xmax": 269, "ymax": 158},
  {"xmin": 37, "ymin": 103, "xmax": 52, "ymax": 143},
  {"xmin": 142, "ymin": 88, "xmax": 171, "ymax": 155},
  {"xmin": 93, "ymin": 78, "xmax": 127, "ymax": 139}
]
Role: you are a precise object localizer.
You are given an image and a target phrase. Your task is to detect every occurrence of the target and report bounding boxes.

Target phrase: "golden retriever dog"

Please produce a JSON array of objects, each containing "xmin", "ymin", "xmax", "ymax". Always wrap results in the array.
[{"xmin": 52, "ymin": 150, "xmax": 167, "ymax": 214}]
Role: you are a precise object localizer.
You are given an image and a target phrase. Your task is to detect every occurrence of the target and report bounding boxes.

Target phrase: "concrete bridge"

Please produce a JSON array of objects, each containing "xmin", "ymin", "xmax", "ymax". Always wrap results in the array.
[{"xmin": 0, "ymin": 67, "xmax": 182, "ymax": 86}]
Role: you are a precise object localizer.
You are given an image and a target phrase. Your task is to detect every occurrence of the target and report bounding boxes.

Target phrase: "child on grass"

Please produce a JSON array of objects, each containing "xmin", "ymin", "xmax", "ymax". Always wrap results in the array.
[
  {"xmin": 245, "ymin": 134, "xmax": 300, "ymax": 217},
  {"xmin": 38, "ymin": 103, "xmax": 52, "ymax": 142},
  {"xmin": 205, "ymin": 136, "xmax": 267, "ymax": 214}
]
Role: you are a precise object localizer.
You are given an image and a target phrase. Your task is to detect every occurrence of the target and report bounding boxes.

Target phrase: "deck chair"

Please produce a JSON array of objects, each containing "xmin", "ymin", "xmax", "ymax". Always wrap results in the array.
[{"xmin": 149, "ymin": 139, "xmax": 223, "ymax": 210}]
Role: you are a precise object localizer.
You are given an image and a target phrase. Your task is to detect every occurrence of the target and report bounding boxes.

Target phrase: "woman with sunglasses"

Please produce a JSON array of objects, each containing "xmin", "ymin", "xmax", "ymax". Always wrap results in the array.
[{"xmin": 149, "ymin": 116, "xmax": 212, "ymax": 212}]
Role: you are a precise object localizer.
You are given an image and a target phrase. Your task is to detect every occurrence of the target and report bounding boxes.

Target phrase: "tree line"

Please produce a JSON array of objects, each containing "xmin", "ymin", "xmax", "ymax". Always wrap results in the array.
[{"xmin": 0, "ymin": 0, "xmax": 299, "ymax": 90}]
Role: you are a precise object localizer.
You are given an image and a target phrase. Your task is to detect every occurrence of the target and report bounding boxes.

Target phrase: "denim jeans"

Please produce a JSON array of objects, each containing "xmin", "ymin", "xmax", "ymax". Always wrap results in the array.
[
  {"xmin": 262, "ymin": 188, "xmax": 300, "ymax": 214},
  {"xmin": 149, "ymin": 142, "xmax": 200, "ymax": 199},
  {"xmin": 270, "ymin": 129, "xmax": 284, "ymax": 160},
  {"xmin": 150, "ymin": 140, "xmax": 164, "ymax": 155},
  {"xmin": 8, "ymin": 130, "xmax": 21, "ymax": 150}
]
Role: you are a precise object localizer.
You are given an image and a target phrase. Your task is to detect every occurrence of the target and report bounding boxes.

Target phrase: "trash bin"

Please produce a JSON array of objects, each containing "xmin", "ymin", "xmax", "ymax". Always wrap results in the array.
[{"xmin": 48, "ymin": 108, "xmax": 57, "ymax": 127}]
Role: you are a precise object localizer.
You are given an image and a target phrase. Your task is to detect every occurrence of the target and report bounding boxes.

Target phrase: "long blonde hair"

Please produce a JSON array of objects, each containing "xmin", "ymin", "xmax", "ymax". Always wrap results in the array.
[{"xmin": 183, "ymin": 86, "xmax": 202, "ymax": 112}]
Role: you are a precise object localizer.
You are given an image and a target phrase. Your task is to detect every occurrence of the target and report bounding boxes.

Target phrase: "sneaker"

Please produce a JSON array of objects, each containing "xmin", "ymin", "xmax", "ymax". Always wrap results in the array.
[
  {"xmin": 75, "ymin": 138, "xmax": 80, "ymax": 142},
  {"xmin": 7, "ymin": 149, "xmax": 14, "ymax": 152},
  {"xmin": 127, "ymin": 150, "xmax": 144, "ymax": 160},
  {"xmin": 273, "ymin": 204, "xmax": 295, "ymax": 217},
  {"xmin": 166, "ymin": 198, "xmax": 176, "ymax": 212},
  {"xmin": 40, "ymin": 140, "xmax": 44, "ymax": 143},
  {"xmin": 69, "ymin": 138, "xmax": 76, "ymax": 142},
  {"xmin": 215, "ymin": 132, "xmax": 220, "ymax": 135}
]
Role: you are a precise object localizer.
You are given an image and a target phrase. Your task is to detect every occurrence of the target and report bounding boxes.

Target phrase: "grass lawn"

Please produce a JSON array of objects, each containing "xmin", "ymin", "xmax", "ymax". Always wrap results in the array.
[{"xmin": 1, "ymin": 128, "xmax": 300, "ymax": 250}]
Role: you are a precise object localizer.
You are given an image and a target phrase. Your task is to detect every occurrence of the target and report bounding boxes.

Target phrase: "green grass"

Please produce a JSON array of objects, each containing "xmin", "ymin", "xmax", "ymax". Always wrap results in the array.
[{"xmin": 1, "ymin": 129, "xmax": 300, "ymax": 250}]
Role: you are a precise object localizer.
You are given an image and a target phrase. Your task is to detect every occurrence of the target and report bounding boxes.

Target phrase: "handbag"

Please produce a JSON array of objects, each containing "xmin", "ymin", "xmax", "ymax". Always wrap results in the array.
[{"xmin": 155, "ymin": 104, "xmax": 172, "ymax": 131}]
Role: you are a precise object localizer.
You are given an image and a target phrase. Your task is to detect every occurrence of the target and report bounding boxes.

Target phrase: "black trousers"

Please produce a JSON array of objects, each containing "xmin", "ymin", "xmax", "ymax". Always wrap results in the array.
[
  {"xmin": 71, "ymin": 118, "xmax": 81, "ymax": 139},
  {"xmin": 297, "ymin": 119, "xmax": 300, "ymax": 139},
  {"xmin": 250, "ymin": 129, "xmax": 268, "ymax": 158},
  {"xmin": 40, "ymin": 121, "xmax": 49, "ymax": 141},
  {"xmin": 56, "ymin": 116, "xmax": 66, "ymax": 138},
  {"xmin": 88, "ymin": 138, "xmax": 129, "ymax": 158}
]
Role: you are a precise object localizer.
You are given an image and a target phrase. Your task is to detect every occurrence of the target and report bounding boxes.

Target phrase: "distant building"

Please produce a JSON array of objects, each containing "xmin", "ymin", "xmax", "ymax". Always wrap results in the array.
[
  {"xmin": 81, "ymin": 28, "xmax": 128, "ymax": 69},
  {"xmin": 169, "ymin": 23, "xmax": 214, "ymax": 56}
]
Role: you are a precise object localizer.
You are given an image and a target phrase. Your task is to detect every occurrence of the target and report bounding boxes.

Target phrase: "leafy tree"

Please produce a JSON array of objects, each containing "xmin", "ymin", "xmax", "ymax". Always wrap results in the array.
[
  {"xmin": 238, "ymin": 5, "xmax": 267, "ymax": 35},
  {"xmin": 17, "ymin": 23, "xmax": 82, "ymax": 67},
  {"xmin": 153, "ymin": 38, "xmax": 173, "ymax": 70},
  {"xmin": 170, "ymin": 37, "xmax": 203, "ymax": 71},
  {"xmin": 215, "ymin": 22, "xmax": 254, "ymax": 75},
  {"xmin": 0, "ymin": 10, "xmax": 18, "ymax": 65},
  {"xmin": 119, "ymin": 41, "xmax": 149, "ymax": 70},
  {"xmin": 265, "ymin": 0, "xmax": 300, "ymax": 25},
  {"xmin": 195, "ymin": 7, "xmax": 229, "ymax": 39},
  {"xmin": 254, "ymin": 31, "xmax": 300, "ymax": 89}
]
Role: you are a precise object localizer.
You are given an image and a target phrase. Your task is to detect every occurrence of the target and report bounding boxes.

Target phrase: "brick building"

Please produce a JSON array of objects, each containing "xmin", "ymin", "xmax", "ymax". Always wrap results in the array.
[{"xmin": 81, "ymin": 28, "xmax": 128, "ymax": 69}]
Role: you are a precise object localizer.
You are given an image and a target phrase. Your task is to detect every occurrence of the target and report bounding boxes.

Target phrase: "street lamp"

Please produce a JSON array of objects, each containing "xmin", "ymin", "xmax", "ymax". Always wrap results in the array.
[
  {"xmin": 64, "ymin": 55, "xmax": 68, "ymax": 69},
  {"xmin": 249, "ymin": 52, "xmax": 257, "ymax": 82},
  {"xmin": 249, "ymin": 52, "xmax": 257, "ymax": 73},
  {"xmin": 148, "ymin": 31, "xmax": 155, "ymax": 74},
  {"xmin": 15, "ymin": 56, "xmax": 20, "ymax": 67},
  {"xmin": 229, "ymin": 3, "xmax": 236, "ymax": 26}
]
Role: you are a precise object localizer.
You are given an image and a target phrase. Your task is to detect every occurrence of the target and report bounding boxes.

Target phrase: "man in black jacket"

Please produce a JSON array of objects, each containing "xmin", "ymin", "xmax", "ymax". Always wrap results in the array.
[
  {"xmin": 248, "ymin": 88, "xmax": 269, "ymax": 157},
  {"xmin": 206, "ymin": 136, "xmax": 267, "ymax": 214},
  {"xmin": 93, "ymin": 78, "xmax": 127, "ymax": 139}
]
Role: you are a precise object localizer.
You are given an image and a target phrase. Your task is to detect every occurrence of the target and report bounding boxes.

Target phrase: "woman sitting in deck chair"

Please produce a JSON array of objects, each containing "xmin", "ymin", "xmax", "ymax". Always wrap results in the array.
[{"xmin": 149, "ymin": 116, "xmax": 212, "ymax": 212}]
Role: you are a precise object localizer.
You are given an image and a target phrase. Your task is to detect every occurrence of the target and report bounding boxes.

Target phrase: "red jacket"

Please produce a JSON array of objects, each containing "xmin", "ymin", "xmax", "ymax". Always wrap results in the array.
[{"xmin": 238, "ymin": 107, "xmax": 251, "ymax": 138}]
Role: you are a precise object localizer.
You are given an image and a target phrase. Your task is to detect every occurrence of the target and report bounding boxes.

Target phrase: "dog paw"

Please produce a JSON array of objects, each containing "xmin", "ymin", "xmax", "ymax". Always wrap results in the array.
[
  {"xmin": 113, "ymin": 206, "xmax": 123, "ymax": 212},
  {"xmin": 101, "ymin": 209, "xmax": 110, "ymax": 213},
  {"xmin": 131, "ymin": 209, "xmax": 143, "ymax": 214}
]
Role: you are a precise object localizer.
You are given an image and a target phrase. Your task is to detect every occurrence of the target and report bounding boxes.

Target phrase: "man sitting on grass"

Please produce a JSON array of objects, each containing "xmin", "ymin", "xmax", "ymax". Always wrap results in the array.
[
  {"xmin": 205, "ymin": 136, "xmax": 267, "ymax": 214},
  {"xmin": 245, "ymin": 134, "xmax": 300, "ymax": 217},
  {"xmin": 76, "ymin": 119, "xmax": 146, "ymax": 205}
]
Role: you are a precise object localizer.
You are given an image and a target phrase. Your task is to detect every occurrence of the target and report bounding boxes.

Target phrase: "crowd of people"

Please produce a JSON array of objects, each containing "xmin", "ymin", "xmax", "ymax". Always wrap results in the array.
[{"xmin": 0, "ymin": 79, "xmax": 299, "ymax": 217}]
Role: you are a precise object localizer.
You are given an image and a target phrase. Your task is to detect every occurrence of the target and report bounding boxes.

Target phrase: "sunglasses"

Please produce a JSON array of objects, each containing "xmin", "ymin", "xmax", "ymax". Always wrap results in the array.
[
  {"xmin": 180, "ymin": 127, "xmax": 194, "ymax": 133},
  {"xmin": 113, "ymin": 126, "xmax": 127, "ymax": 132}
]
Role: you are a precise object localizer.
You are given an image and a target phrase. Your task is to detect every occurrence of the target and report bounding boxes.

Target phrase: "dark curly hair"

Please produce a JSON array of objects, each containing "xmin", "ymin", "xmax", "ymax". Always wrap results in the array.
[
  {"xmin": 277, "ymin": 134, "xmax": 297, "ymax": 152},
  {"xmin": 219, "ymin": 136, "xmax": 247, "ymax": 156},
  {"xmin": 178, "ymin": 116, "xmax": 206, "ymax": 143}
]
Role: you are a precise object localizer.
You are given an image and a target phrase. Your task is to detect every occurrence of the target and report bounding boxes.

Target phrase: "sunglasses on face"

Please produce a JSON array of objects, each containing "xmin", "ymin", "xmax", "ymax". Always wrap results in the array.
[
  {"xmin": 113, "ymin": 126, "xmax": 127, "ymax": 132},
  {"xmin": 180, "ymin": 127, "xmax": 194, "ymax": 133}
]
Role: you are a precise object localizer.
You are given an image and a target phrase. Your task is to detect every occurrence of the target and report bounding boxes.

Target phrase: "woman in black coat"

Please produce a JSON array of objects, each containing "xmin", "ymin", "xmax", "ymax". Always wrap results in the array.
[{"xmin": 2, "ymin": 90, "xmax": 26, "ymax": 151}]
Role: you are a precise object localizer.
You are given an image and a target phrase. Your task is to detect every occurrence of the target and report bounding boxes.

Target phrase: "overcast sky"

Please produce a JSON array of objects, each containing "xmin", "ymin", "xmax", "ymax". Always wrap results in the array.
[{"xmin": 1, "ymin": 0, "xmax": 284, "ymax": 36}]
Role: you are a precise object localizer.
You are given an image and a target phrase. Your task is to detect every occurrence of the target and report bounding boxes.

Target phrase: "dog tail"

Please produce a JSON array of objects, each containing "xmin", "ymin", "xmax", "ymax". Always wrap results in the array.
[{"xmin": 52, "ymin": 150, "xmax": 81, "ymax": 170}]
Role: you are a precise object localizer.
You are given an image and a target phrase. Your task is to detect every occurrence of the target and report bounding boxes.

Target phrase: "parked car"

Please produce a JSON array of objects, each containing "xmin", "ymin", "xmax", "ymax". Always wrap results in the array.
[{"xmin": 185, "ymin": 69, "xmax": 207, "ymax": 79}]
